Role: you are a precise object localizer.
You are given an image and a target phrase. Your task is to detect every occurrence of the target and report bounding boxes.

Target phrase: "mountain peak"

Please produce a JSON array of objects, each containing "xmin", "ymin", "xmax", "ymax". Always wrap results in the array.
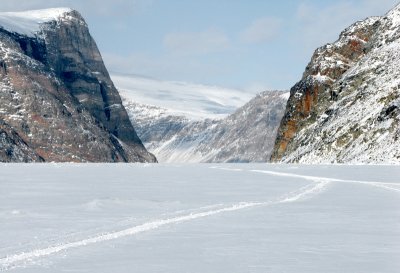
[{"xmin": 0, "ymin": 7, "xmax": 76, "ymax": 37}]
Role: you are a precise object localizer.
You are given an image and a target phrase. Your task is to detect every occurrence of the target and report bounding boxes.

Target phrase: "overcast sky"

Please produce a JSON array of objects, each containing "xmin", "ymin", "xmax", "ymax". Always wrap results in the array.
[{"xmin": 0, "ymin": 0, "xmax": 399, "ymax": 92}]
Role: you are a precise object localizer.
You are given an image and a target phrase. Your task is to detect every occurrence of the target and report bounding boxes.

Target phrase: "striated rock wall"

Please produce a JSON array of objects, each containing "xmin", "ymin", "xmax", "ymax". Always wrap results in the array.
[
  {"xmin": 42, "ymin": 11, "xmax": 144, "ymax": 147},
  {"xmin": 0, "ymin": 9, "xmax": 156, "ymax": 162}
]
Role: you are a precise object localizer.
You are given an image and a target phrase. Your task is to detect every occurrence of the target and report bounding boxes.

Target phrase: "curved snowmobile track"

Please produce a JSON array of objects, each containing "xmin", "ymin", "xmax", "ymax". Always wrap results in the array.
[
  {"xmin": 0, "ymin": 180, "xmax": 329, "ymax": 271},
  {"xmin": 210, "ymin": 167, "xmax": 400, "ymax": 193}
]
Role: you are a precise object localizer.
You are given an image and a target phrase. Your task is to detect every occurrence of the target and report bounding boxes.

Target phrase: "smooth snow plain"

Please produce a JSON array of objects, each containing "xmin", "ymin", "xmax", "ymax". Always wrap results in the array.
[{"xmin": 0, "ymin": 164, "xmax": 399, "ymax": 272}]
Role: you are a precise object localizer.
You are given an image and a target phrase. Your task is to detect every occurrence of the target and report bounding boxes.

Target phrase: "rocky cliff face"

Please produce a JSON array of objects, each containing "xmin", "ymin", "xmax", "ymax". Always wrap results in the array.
[
  {"xmin": 123, "ymin": 91, "xmax": 288, "ymax": 163},
  {"xmin": 0, "ymin": 120, "xmax": 44, "ymax": 162},
  {"xmin": 271, "ymin": 5, "xmax": 400, "ymax": 163},
  {"xmin": 0, "ymin": 8, "xmax": 156, "ymax": 162}
]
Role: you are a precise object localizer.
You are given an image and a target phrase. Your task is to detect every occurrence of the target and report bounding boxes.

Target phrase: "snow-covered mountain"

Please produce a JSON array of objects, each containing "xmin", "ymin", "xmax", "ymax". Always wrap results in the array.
[
  {"xmin": 113, "ymin": 73, "xmax": 288, "ymax": 163},
  {"xmin": 0, "ymin": 8, "xmax": 155, "ymax": 162},
  {"xmin": 271, "ymin": 4, "xmax": 400, "ymax": 164}
]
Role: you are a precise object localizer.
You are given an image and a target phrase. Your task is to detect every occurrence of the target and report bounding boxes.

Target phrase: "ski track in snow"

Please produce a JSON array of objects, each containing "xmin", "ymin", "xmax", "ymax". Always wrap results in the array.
[
  {"xmin": 250, "ymin": 170, "xmax": 400, "ymax": 193},
  {"xmin": 4, "ymin": 167, "xmax": 396, "ymax": 271},
  {"xmin": 210, "ymin": 167, "xmax": 400, "ymax": 193},
  {"xmin": 0, "ymin": 180, "xmax": 329, "ymax": 271}
]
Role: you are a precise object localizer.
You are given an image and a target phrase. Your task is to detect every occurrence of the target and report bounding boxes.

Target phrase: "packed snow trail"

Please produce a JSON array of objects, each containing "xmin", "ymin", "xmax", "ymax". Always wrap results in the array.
[
  {"xmin": 249, "ymin": 170, "xmax": 400, "ymax": 193},
  {"xmin": 0, "ymin": 181, "xmax": 329, "ymax": 271},
  {"xmin": 210, "ymin": 166, "xmax": 400, "ymax": 193}
]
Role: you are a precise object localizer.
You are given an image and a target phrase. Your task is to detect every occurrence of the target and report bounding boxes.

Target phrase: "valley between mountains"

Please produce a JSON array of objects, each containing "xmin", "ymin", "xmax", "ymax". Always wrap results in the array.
[
  {"xmin": 1, "ymin": 4, "xmax": 400, "ymax": 273},
  {"xmin": 1, "ymin": 5, "xmax": 400, "ymax": 163}
]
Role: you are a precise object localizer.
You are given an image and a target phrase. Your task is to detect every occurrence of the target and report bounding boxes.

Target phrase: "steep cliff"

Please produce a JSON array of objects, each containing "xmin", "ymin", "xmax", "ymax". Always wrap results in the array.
[
  {"xmin": 271, "ymin": 4, "xmax": 400, "ymax": 163},
  {"xmin": 122, "ymin": 91, "xmax": 288, "ymax": 162},
  {"xmin": 0, "ymin": 8, "xmax": 156, "ymax": 162}
]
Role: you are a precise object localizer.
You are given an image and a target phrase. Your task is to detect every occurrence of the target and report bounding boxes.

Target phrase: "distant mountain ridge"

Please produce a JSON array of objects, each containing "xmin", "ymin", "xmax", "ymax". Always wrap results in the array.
[
  {"xmin": 0, "ymin": 8, "xmax": 156, "ymax": 162},
  {"xmin": 121, "ymin": 89, "xmax": 288, "ymax": 163}
]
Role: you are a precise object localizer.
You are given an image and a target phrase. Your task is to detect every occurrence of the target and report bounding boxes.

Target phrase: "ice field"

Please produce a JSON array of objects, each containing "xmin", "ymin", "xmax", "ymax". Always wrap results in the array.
[{"xmin": 0, "ymin": 164, "xmax": 399, "ymax": 272}]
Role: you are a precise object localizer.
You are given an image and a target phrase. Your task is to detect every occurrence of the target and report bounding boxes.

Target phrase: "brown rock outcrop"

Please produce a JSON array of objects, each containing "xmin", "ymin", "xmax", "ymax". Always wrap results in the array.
[{"xmin": 271, "ymin": 17, "xmax": 381, "ymax": 161}]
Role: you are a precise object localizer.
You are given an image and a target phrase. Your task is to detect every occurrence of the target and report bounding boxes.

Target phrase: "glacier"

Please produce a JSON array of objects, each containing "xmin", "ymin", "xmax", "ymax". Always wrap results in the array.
[{"xmin": 112, "ymin": 73, "xmax": 254, "ymax": 120}]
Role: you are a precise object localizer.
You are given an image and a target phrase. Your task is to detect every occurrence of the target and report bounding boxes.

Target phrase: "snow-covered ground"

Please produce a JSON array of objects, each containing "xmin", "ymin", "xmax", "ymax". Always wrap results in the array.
[
  {"xmin": 0, "ymin": 164, "xmax": 399, "ymax": 272},
  {"xmin": 112, "ymin": 74, "xmax": 255, "ymax": 120}
]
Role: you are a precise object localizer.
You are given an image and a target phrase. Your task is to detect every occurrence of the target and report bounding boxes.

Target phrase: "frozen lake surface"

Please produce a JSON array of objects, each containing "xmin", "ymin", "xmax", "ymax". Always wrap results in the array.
[{"xmin": 0, "ymin": 164, "xmax": 399, "ymax": 272}]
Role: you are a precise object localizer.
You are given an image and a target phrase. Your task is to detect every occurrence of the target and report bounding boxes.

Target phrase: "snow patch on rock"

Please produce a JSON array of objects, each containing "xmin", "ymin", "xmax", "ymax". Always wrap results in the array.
[{"xmin": 0, "ymin": 8, "xmax": 73, "ymax": 37}]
